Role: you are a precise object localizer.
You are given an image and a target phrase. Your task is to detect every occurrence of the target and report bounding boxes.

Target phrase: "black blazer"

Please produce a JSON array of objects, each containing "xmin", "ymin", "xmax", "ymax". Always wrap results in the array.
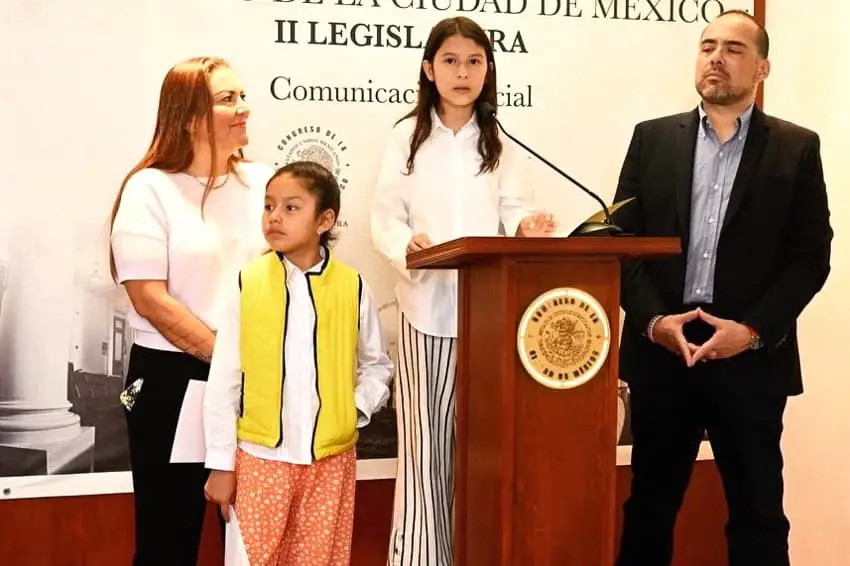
[{"xmin": 613, "ymin": 105, "xmax": 832, "ymax": 396}]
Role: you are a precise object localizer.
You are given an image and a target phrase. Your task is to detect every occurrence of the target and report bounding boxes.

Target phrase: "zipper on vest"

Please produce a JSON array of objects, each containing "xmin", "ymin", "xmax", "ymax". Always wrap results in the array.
[
  {"xmin": 305, "ymin": 275, "xmax": 321, "ymax": 462},
  {"xmin": 239, "ymin": 372, "xmax": 245, "ymax": 417},
  {"xmin": 275, "ymin": 285, "xmax": 291, "ymax": 448}
]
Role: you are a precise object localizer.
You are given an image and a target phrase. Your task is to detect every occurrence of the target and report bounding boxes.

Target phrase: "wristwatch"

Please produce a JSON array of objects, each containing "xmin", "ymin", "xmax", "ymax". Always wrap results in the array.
[{"xmin": 743, "ymin": 323, "xmax": 763, "ymax": 350}]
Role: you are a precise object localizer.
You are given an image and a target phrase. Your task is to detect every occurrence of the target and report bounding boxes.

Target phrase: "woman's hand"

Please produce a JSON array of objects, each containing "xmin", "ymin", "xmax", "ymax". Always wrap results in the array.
[
  {"xmin": 517, "ymin": 211, "xmax": 558, "ymax": 237},
  {"xmin": 406, "ymin": 233, "xmax": 434, "ymax": 253}
]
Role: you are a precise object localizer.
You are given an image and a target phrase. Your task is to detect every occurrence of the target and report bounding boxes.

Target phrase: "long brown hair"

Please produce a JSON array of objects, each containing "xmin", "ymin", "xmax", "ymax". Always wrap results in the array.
[
  {"xmin": 107, "ymin": 56, "xmax": 244, "ymax": 281},
  {"xmin": 398, "ymin": 17, "xmax": 501, "ymax": 175}
]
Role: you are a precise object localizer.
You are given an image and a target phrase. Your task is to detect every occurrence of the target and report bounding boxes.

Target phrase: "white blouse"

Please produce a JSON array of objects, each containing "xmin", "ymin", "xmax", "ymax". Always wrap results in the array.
[
  {"xmin": 111, "ymin": 162, "xmax": 274, "ymax": 351},
  {"xmin": 370, "ymin": 111, "xmax": 534, "ymax": 338}
]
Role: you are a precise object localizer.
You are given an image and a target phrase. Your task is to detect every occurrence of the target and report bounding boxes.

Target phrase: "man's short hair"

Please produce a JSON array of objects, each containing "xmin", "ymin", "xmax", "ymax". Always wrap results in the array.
[{"xmin": 717, "ymin": 9, "xmax": 769, "ymax": 58}]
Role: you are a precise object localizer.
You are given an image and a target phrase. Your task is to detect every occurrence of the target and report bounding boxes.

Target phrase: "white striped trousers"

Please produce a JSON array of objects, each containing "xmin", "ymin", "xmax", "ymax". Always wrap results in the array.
[{"xmin": 388, "ymin": 314, "xmax": 458, "ymax": 566}]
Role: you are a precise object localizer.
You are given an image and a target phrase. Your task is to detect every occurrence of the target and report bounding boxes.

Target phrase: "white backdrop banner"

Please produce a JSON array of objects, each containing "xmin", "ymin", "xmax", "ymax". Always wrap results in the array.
[{"xmin": 0, "ymin": 0, "xmax": 752, "ymax": 499}]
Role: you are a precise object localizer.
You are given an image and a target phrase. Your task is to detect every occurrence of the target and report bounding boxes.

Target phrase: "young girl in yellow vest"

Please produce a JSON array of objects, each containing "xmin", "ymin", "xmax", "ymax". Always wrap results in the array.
[
  {"xmin": 203, "ymin": 160, "xmax": 394, "ymax": 566},
  {"xmin": 370, "ymin": 16, "xmax": 558, "ymax": 566}
]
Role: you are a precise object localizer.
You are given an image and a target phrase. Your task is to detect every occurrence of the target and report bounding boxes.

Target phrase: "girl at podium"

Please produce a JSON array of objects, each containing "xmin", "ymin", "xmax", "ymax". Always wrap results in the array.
[{"xmin": 370, "ymin": 16, "xmax": 557, "ymax": 566}]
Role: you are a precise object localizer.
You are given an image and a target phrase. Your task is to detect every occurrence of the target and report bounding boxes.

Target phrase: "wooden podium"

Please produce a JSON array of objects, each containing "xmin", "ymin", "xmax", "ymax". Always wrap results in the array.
[{"xmin": 407, "ymin": 236, "xmax": 680, "ymax": 566}]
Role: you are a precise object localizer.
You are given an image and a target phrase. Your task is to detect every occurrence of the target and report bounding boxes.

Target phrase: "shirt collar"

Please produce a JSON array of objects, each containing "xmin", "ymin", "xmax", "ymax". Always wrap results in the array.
[
  {"xmin": 278, "ymin": 246, "xmax": 327, "ymax": 280},
  {"xmin": 697, "ymin": 101, "xmax": 754, "ymax": 141},
  {"xmin": 430, "ymin": 106, "xmax": 478, "ymax": 138}
]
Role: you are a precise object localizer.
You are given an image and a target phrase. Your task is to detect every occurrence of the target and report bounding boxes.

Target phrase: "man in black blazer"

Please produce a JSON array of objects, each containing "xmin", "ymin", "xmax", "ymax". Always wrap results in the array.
[{"xmin": 614, "ymin": 10, "xmax": 832, "ymax": 566}]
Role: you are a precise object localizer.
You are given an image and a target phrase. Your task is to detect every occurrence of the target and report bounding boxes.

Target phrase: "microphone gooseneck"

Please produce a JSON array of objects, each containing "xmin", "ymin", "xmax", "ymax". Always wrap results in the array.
[{"xmin": 479, "ymin": 101, "xmax": 622, "ymax": 236}]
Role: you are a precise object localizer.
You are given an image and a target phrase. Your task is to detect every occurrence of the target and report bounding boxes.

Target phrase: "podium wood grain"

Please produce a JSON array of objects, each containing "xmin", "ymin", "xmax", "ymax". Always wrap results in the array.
[{"xmin": 409, "ymin": 236, "xmax": 680, "ymax": 566}]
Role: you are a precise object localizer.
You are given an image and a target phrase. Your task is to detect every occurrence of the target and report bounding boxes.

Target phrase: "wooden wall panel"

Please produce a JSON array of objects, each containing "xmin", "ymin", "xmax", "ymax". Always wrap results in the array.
[{"xmin": 0, "ymin": 463, "xmax": 726, "ymax": 566}]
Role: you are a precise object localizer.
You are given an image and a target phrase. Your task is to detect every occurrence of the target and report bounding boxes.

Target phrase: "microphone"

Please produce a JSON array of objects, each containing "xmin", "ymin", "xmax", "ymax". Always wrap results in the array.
[{"xmin": 479, "ymin": 101, "xmax": 623, "ymax": 237}]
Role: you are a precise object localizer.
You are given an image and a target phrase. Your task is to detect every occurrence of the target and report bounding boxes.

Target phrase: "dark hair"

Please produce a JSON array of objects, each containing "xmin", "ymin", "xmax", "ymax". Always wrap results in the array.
[
  {"xmin": 397, "ymin": 16, "xmax": 501, "ymax": 175},
  {"xmin": 268, "ymin": 160, "xmax": 341, "ymax": 248},
  {"xmin": 717, "ymin": 9, "xmax": 769, "ymax": 58}
]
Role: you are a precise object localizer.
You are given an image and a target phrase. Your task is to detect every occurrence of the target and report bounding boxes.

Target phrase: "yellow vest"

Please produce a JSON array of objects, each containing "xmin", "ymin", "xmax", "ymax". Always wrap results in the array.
[{"xmin": 236, "ymin": 250, "xmax": 361, "ymax": 460}]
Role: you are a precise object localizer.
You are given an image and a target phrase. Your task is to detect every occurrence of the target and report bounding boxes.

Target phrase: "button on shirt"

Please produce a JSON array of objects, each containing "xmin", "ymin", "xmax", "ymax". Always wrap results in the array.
[
  {"xmin": 683, "ymin": 103, "xmax": 753, "ymax": 304},
  {"xmin": 370, "ymin": 110, "xmax": 534, "ymax": 338}
]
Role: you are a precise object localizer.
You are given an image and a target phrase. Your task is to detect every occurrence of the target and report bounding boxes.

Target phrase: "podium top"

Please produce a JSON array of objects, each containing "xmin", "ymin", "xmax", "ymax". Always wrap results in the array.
[{"xmin": 407, "ymin": 236, "xmax": 680, "ymax": 270}]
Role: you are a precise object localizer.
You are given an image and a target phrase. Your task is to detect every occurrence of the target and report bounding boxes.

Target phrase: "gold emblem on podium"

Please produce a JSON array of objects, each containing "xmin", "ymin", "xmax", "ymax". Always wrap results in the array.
[{"xmin": 517, "ymin": 287, "xmax": 611, "ymax": 390}]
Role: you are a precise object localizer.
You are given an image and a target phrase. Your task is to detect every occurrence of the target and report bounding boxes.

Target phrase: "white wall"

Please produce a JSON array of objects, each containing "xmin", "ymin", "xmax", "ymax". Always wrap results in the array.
[
  {"xmin": 68, "ymin": 289, "xmax": 87, "ymax": 373},
  {"xmin": 68, "ymin": 287, "xmax": 111, "ymax": 376},
  {"xmin": 765, "ymin": 3, "xmax": 850, "ymax": 564},
  {"xmin": 68, "ymin": 230, "xmax": 126, "ymax": 377}
]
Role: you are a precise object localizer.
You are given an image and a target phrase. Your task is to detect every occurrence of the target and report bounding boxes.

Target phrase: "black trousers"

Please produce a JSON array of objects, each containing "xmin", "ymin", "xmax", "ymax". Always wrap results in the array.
[
  {"xmin": 124, "ymin": 344, "xmax": 223, "ymax": 566},
  {"xmin": 616, "ymin": 319, "xmax": 791, "ymax": 566}
]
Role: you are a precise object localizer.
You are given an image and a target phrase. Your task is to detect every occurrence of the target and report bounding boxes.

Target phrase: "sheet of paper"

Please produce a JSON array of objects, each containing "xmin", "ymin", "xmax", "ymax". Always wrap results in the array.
[
  {"xmin": 169, "ymin": 379, "xmax": 207, "ymax": 464},
  {"xmin": 224, "ymin": 506, "xmax": 251, "ymax": 566}
]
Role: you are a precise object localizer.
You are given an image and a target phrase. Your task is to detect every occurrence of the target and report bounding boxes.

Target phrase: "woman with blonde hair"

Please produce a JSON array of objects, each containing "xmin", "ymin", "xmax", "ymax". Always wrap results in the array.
[{"xmin": 109, "ymin": 56, "xmax": 272, "ymax": 565}]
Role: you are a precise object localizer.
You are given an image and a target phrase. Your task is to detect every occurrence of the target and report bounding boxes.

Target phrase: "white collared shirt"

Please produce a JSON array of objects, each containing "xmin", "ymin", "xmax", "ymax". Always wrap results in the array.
[
  {"xmin": 203, "ymin": 250, "xmax": 394, "ymax": 470},
  {"xmin": 370, "ymin": 111, "xmax": 533, "ymax": 337}
]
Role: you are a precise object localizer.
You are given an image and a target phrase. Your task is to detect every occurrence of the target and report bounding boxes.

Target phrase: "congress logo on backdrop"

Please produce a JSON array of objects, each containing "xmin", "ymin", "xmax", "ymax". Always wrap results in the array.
[{"xmin": 274, "ymin": 125, "xmax": 350, "ymax": 192}]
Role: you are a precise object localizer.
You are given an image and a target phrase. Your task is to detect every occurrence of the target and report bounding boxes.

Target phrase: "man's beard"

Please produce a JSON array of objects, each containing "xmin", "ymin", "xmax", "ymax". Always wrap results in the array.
[{"xmin": 697, "ymin": 80, "xmax": 750, "ymax": 105}]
